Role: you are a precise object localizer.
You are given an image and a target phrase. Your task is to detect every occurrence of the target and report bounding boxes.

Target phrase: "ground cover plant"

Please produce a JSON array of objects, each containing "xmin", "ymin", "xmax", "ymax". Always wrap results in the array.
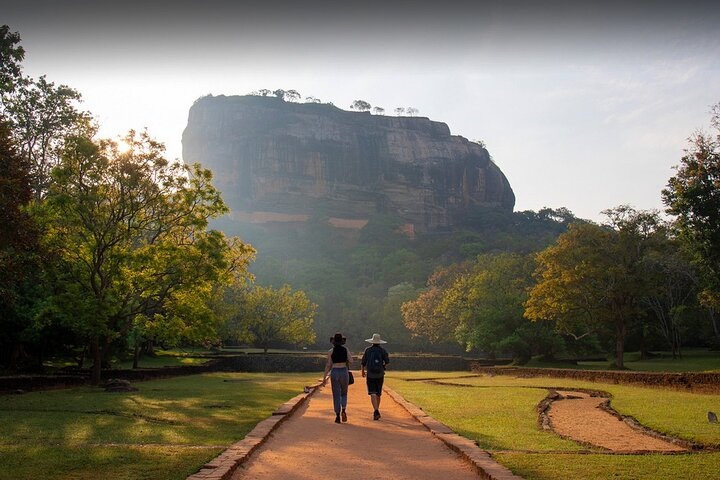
[
  {"xmin": 0, "ymin": 372, "xmax": 317, "ymax": 480},
  {"xmin": 386, "ymin": 371, "xmax": 720, "ymax": 480}
]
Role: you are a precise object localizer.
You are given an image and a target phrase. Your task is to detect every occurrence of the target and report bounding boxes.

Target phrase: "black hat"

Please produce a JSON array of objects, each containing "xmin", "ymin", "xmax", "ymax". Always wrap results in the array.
[{"xmin": 331, "ymin": 332, "xmax": 346, "ymax": 345}]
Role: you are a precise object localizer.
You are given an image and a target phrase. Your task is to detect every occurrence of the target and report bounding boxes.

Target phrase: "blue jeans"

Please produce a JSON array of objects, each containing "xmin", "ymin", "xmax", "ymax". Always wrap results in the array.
[{"xmin": 330, "ymin": 367, "xmax": 349, "ymax": 414}]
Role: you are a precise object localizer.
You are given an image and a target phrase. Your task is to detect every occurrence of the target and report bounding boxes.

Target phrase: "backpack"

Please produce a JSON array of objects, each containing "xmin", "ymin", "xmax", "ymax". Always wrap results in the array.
[{"xmin": 366, "ymin": 346, "xmax": 384, "ymax": 375}]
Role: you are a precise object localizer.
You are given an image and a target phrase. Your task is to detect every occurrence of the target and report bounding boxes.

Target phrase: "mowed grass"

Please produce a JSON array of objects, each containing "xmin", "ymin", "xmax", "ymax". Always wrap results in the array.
[
  {"xmin": 0, "ymin": 372, "xmax": 317, "ymax": 480},
  {"xmin": 386, "ymin": 371, "xmax": 720, "ymax": 480},
  {"xmin": 494, "ymin": 452, "xmax": 720, "ymax": 480},
  {"xmin": 523, "ymin": 348, "xmax": 720, "ymax": 372}
]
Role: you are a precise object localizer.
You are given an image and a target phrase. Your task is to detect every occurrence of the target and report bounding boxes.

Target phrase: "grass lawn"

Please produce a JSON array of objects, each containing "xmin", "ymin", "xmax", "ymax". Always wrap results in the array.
[
  {"xmin": 523, "ymin": 348, "xmax": 720, "ymax": 372},
  {"xmin": 0, "ymin": 372, "xmax": 317, "ymax": 480},
  {"xmin": 387, "ymin": 371, "xmax": 720, "ymax": 480}
]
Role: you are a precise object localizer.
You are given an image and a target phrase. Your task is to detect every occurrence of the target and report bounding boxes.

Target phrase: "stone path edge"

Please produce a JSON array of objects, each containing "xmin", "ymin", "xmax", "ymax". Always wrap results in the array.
[
  {"xmin": 383, "ymin": 386, "xmax": 525, "ymax": 480},
  {"xmin": 186, "ymin": 380, "xmax": 323, "ymax": 480}
]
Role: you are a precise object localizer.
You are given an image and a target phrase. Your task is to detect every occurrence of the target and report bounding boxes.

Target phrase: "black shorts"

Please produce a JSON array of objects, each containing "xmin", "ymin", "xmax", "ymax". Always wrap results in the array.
[{"xmin": 366, "ymin": 376, "xmax": 384, "ymax": 396}]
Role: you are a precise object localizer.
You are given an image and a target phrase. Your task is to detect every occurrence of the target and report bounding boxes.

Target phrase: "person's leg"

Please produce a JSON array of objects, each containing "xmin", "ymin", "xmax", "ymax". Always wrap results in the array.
[
  {"xmin": 370, "ymin": 393, "xmax": 379, "ymax": 410},
  {"xmin": 339, "ymin": 368, "xmax": 349, "ymax": 422},
  {"xmin": 330, "ymin": 370, "xmax": 342, "ymax": 422},
  {"xmin": 376, "ymin": 376, "xmax": 384, "ymax": 410}
]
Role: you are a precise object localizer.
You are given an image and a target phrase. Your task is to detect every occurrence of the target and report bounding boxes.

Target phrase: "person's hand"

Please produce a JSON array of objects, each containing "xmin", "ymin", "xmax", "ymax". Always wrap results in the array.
[{"xmin": 361, "ymin": 370, "xmax": 366, "ymax": 378}]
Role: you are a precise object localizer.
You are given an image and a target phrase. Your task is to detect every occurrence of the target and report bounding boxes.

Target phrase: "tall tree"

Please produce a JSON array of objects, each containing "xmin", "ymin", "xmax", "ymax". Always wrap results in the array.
[
  {"xmin": 662, "ymin": 102, "xmax": 720, "ymax": 343},
  {"xmin": 0, "ymin": 120, "xmax": 42, "ymax": 368},
  {"xmin": 350, "ymin": 100, "xmax": 371, "ymax": 112},
  {"xmin": 526, "ymin": 209, "xmax": 663, "ymax": 368},
  {"xmin": 449, "ymin": 253, "xmax": 555, "ymax": 361},
  {"xmin": 401, "ymin": 263, "xmax": 469, "ymax": 343},
  {"xmin": 4, "ymin": 76, "xmax": 92, "ymax": 200},
  {"xmin": 226, "ymin": 284, "xmax": 317, "ymax": 353},
  {"xmin": 40, "ymin": 131, "xmax": 253, "ymax": 383},
  {"xmin": 0, "ymin": 25, "xmax": 24, "ymax": 95}
]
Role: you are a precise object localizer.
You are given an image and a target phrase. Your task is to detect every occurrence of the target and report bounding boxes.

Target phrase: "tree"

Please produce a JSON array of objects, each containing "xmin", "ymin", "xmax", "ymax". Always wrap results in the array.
[
  {"xmin": 305, "ymin": 96, "xmax": 321, "ymax": 103},
  {"xmin": 526, "ymin": 208, "xmax": 663, "ymax": 368},
  {"xmin": 39, "ymin": 131, "xmax": 253, "ymax": 383},
  {"xmin": 273, "ymin": 89, "xmax": 285, "ymax": 100},
  {"xmin": 406, "ymin": 107, "xmax": 419, "ymax": 116},
  {"xmin": 662, "ymin": 102, "xmax": 720, "ymax": 344},
  {"xmin": 284, "ymin": 89, "xmax": 301, "ymax": 102},
  {"xmin": 350, "ymin": 100, "xmax": 371, "ymax": 112},
  {"xmin": 0, "ymin": 25, "xmax": 24, "ymax": 95},
  {"xmin": 0, "ymin": 120, "xmax": 43, "ymax": 368},
  {"xmin": 401, "ymin": 263, "xmax": 469, "ymax": 343},
  {"xmin": 227, "ymin": 284, "xmax": 317, "ymax": 353},
  {"xmin": 372, "ymin": 106, "xmax": 385, "ymax": 115},
  {"xmin": 4, "ymin": 75, "xmax": 93, "ymax": 200},
  {"xmin": 449, "ymin": 254, "xmax": 555, "ymax": 361},
  {"xmin": 394, "ymin": 107, "xmax": 405, "ymax": 116},
  {"xmin": 256, "ymin": 89, "xmax": 271, "ymax": 97},
  {"xmin": 379, "ymin": 282, "xmax": 420, "ymax": 346},
  {"xmin": 642, "ymin": 246, "xmax": 697, "ymax": 358}
]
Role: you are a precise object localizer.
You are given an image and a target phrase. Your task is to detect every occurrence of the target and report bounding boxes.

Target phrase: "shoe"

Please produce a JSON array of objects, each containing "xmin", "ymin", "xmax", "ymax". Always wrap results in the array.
[
  {"xmin": 341, "ymin": 410, "xmax": 347, "ymax": 422},
  {"xmin": 335, "ymin": 414, "xmax": 341, "ymax": 424},
  {"xmin": 373, "ymin": 410, "xmax": 380, "ymax": 421}
]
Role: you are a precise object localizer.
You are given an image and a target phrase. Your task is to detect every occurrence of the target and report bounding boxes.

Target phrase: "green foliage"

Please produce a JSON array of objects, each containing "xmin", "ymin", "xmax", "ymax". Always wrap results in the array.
[
  {"xmin": 36, "ymin": 131, "xmax": 253, "ymax": 381},
  {"xmin": 526, "ymin": 208, "xmax": 669, "ymax": 368},
  {"xmin": 3, "ymin": 75, "xmax": 93, "ymax": 200},
  {"xmin": 224, "ymin": 284, "xmax": 317, "ymax": 352},
  {"xmin": 0, "ymin": 25, "xmax": 24, "ymax": 94},
  {"xmin": 662, "ymin": 103, "xmax": 720, "ymax": 343}
]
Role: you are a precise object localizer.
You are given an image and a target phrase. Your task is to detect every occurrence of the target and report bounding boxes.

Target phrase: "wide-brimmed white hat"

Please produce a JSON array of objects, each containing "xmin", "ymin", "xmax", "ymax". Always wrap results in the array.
[{"xmin": 365, "ymin": 333, "xmax": 387, "ymax": 344}]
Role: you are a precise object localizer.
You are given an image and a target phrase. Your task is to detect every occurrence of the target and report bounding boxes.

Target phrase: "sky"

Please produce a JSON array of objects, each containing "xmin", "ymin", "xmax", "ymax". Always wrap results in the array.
[{"xmin": 3, "ymin": 0, "xmax": 720, "ymax": 222}]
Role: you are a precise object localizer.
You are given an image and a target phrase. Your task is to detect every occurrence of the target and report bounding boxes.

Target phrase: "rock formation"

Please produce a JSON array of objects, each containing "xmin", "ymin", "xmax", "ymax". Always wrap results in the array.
[{"xmin": 182, "ymin": 95, "xmax": 515, "ymax": 233}]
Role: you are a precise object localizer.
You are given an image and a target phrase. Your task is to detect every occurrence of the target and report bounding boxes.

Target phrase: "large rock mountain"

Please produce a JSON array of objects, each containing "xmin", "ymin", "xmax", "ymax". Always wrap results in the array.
[{"xmin": 182, "ymin": 95, "xmax": 515, "ymax": 233}]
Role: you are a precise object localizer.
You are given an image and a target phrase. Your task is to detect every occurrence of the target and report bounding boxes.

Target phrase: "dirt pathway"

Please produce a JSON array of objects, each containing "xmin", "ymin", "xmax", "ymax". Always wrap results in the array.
[
  {"xmin": 230, "ymin": 373, "xmax": 483, "ymax": 480},
  {"xmin": 548, "ymin": 391, "xmax": 686, "ymax": 452}
]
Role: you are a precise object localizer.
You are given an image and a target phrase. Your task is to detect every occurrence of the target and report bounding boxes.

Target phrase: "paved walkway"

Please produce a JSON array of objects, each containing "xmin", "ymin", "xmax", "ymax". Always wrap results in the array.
[{"xmin": 230, "ymin": 373, "xmax": 483, "ymax": 480}]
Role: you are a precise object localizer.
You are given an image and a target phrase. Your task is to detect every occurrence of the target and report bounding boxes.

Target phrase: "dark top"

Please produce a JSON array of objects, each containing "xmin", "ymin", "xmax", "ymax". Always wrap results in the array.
[
  {"xmin": 361, "ymin": 345, "xmax": 389, "ymax": 379},
  {"xmin": 331, "ymin": 345, "xmax": 349, "ymax": 363}
]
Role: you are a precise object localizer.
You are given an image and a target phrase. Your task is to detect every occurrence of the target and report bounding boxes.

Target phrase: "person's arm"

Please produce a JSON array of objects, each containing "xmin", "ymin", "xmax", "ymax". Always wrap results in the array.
[
  {"xmin": 361, "ymin": 350, "xmax": 366, "ymax": 377},
  {"xmin": 346, "ymin": 347, "xmax": 353, "ymax": 368},
  {"xmin": 322, "ymin": 351, "xmax": 332, "ymax": 386},
  {"xmin": 383, "ymin": 348, "xmax": 389, "ymax": 369}
]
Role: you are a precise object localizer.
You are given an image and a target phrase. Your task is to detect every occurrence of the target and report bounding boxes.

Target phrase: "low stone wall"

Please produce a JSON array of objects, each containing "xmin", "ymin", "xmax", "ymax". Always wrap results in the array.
[
  {"xmin": 0, "ymin": 360, "xmax": 224, "ymax": 393},
  {"xmin": 222, "ymin": 354, "xmax": 477, "ymax": 372},
  {"xmin": 469, "ymin": 365, "xmax": 720, "ymax": 393},
  {"xmin": 0, "ymin": 375, "xmax": 87, "ymax": 393}
]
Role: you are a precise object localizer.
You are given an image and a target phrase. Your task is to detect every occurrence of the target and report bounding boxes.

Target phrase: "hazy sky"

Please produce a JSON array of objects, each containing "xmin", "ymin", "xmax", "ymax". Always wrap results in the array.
[{"xmin": 4, "ymin": 0, "xmax": 720, "ymax": 221}]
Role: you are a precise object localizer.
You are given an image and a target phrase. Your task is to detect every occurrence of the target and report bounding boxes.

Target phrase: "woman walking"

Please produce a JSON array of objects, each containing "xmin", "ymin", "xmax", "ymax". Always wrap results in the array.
[{"xmin": 322, "ymin": 332, "xmax": 353, "ymax": 424}]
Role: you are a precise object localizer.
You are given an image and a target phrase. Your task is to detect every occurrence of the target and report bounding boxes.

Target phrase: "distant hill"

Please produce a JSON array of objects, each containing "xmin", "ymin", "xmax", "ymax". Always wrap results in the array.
[{"xmin": 182, "ymin": 94, "xmax": 515, "ymax": 235}]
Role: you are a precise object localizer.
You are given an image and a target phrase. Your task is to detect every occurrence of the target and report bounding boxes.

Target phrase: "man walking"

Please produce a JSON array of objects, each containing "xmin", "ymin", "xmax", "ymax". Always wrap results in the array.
[{"xmin": 361, "ymin": 333, "xmax": 389, "ymax": 420}]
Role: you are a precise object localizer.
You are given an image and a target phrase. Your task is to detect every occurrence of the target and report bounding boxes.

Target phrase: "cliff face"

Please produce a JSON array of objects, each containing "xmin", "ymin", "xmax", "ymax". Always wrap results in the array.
[{"xmin": 182, "ymin": 95, "xmax": 515, "ymax": 232}]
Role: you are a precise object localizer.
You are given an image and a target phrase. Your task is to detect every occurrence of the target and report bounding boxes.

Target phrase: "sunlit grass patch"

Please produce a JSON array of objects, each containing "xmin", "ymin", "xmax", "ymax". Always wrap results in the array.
[
  {"xmin": 388, "ymin": 371, "xmax": 720, "ymax": 479},
  {"xmin": 493, "ymin": 452, "xmax": 720, "ymax": 480},
  {"xmin": 386, "ymin": 372, "xmax": 585, "ymax": 451},
  {"xmin": 0, "ymin": 372, "xmax": 316, "ymax": 479},
  {"xmin": 407, "ymin": 372, "xmax": 720, "ymax": 447}
]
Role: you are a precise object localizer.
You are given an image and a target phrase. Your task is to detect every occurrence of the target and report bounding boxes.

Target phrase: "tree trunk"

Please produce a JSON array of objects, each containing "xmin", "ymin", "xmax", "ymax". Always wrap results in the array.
[
  {"xmin": 77, "ymin": 344, "xmax": 87, "ymax": 368},
  {"xmin": 638, "ymin": 324, "xmax": 651, "ymax": 360},
  {"xmin": 615, "ymin": 322, "xmax": 626, "ymax": 369},
  {"xmin": 90, "ymin": 335, "xmax": 102, "ymax": 385},
  {"xmin": 141, "ymin": 340, "xmax": 156, "ymax": 357},
  {"xmin": 710, "ymin": 309, "xmax": 720, "ymax": 348},
  {"xmin": 132, "ymin": 342, "xmax": 140, "ymax": 369}
]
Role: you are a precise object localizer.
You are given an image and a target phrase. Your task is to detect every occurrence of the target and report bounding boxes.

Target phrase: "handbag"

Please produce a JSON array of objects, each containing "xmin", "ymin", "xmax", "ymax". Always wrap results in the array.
[{"xmin": 348, "ymin": 371, "xmax": 355, "ymax": 385}]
